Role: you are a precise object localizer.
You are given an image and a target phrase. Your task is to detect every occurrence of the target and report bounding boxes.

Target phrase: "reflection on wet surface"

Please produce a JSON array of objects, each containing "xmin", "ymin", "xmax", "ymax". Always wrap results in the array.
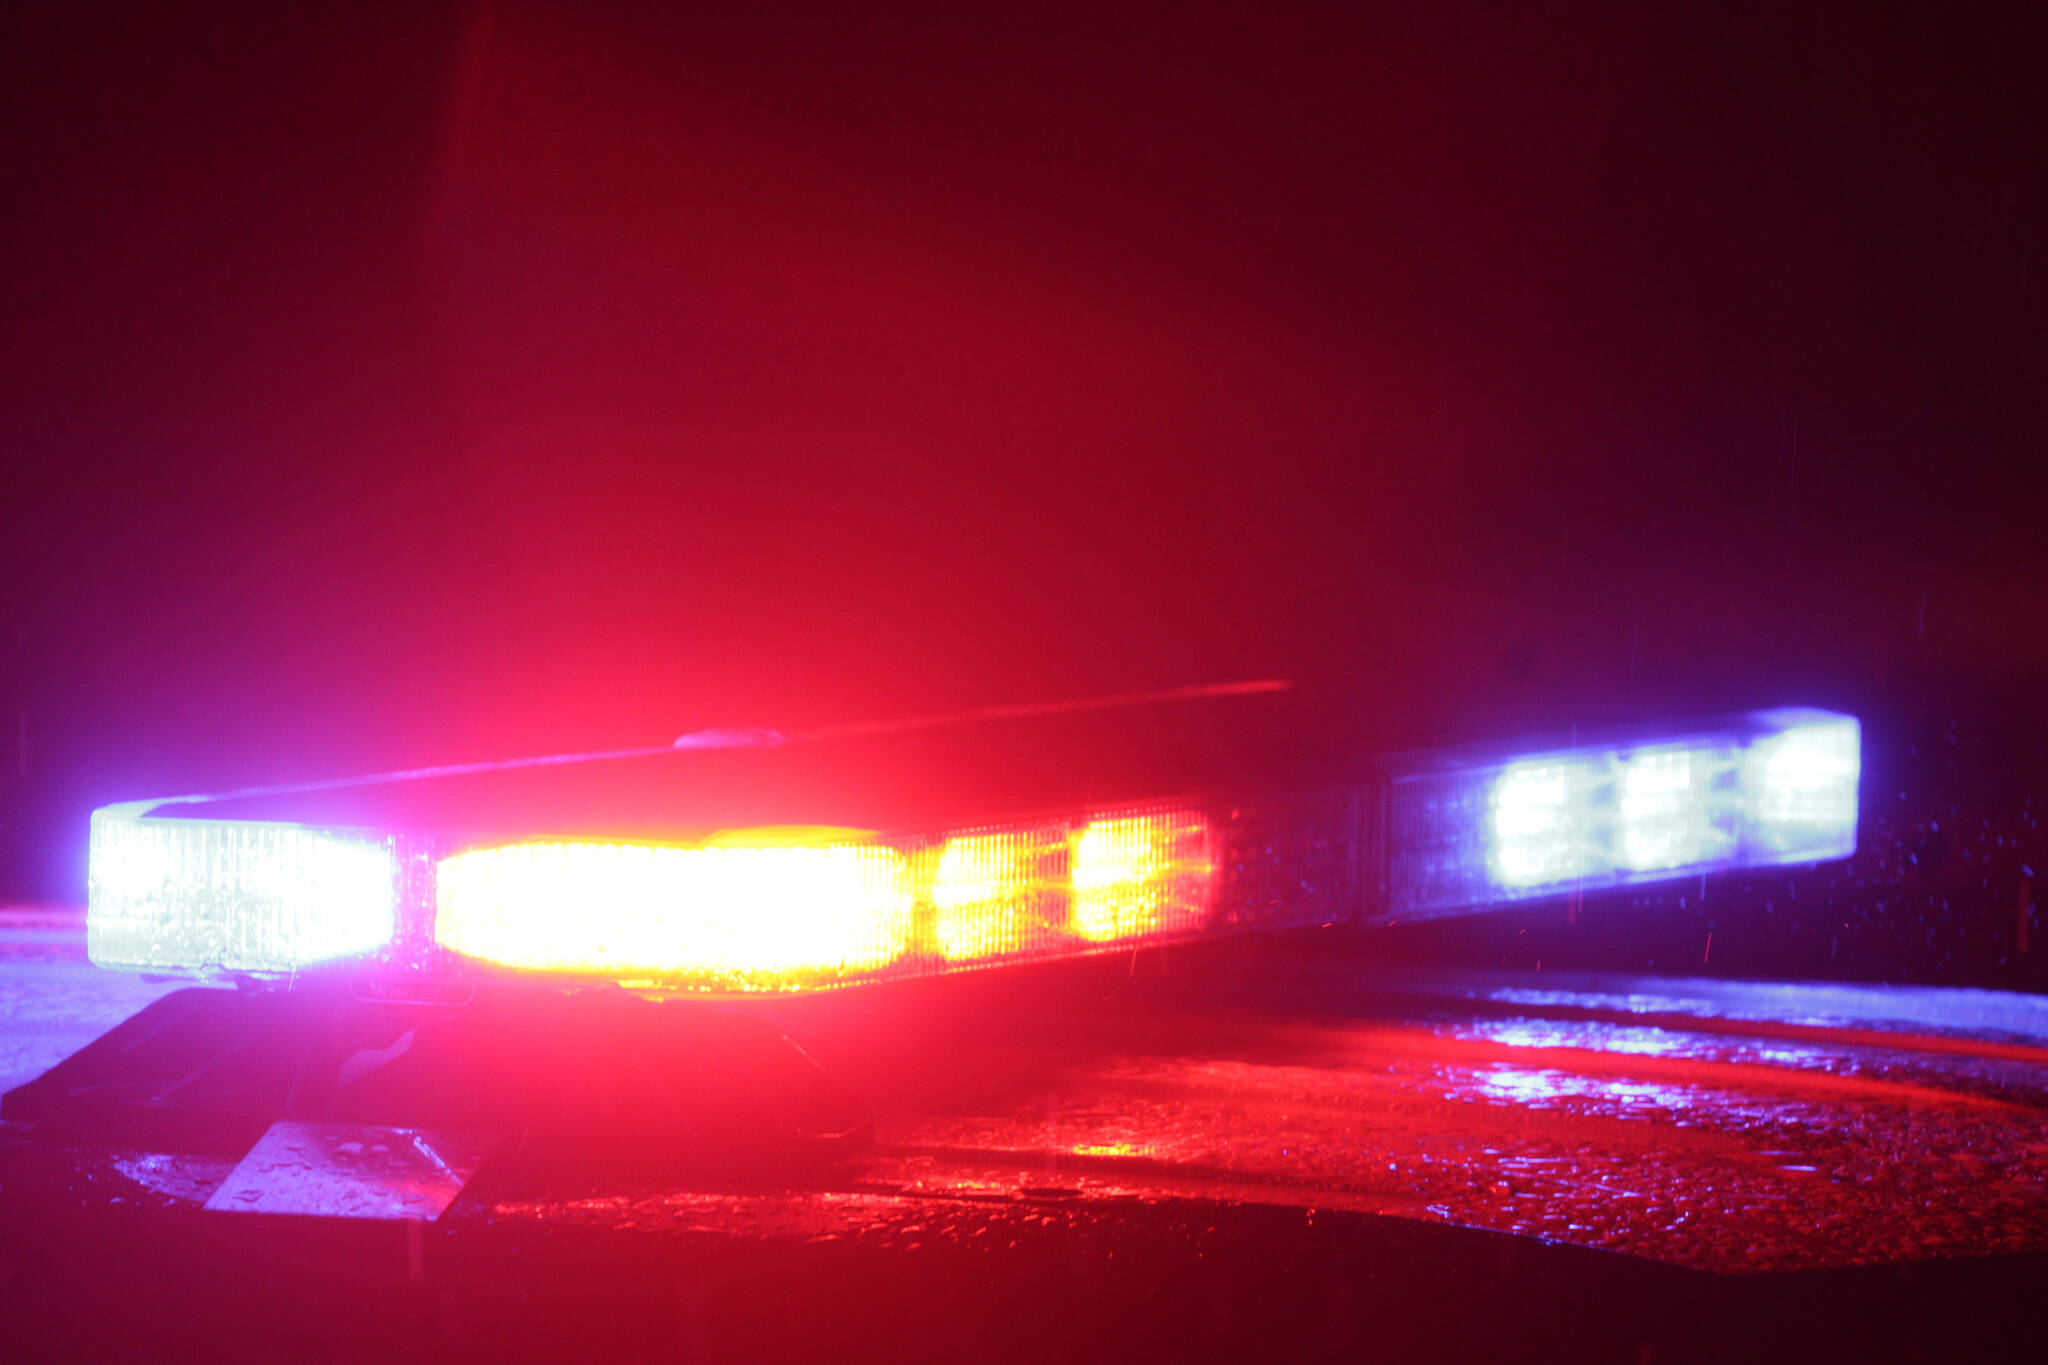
[
  {"xmin": 204, "ymin": 1121, "xmax": 496, "ymax": 1220},
  {"xmin": 823, "ymin": 988, "xmax": 2048, "ymax": 1272},
  {"xmin": 1468, "ymin": 1064, "xmax": 1700, "ymax": 1112},
  {"xmin": 12, "ymin": 905, "xmax": 2048, "ymax": 1273}
]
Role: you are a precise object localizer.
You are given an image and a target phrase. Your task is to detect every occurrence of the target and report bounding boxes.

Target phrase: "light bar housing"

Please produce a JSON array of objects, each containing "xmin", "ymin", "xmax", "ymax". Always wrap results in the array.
[{"xmin": 85, "ymin": 705, "xmax": 1858, "ymax": 992}]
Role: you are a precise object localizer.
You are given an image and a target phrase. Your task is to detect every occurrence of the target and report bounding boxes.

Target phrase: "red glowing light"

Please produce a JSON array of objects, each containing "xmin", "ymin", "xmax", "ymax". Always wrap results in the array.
[
  {"xmin": 434, "ymin": 837, "xmax": 914, "ymax": 988},
  {"xmin": 430, "ymin": 810, "xmax": 1218, "ymax": 989}
]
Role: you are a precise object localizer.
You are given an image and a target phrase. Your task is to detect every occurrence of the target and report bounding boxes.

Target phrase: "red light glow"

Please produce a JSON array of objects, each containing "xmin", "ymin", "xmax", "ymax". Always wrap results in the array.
[
  {"xmin": 430, "ymin": 809, "xmax": 1218, "ymax": 990},
  {"xmin": 434, "ymin": 838, "xmax": 914, "ymax": 989}
]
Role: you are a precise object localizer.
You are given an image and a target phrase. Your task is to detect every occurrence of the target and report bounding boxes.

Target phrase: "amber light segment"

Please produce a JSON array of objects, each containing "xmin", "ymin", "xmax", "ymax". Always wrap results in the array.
[
  {"xmin": 434, "ymin": 841, "xmax": 913, "ymax": 985},
  {"xmin": 929, "ymin": 830, "xmax": 1063, "ymax": 962},
  {"xmin": 1070, "ymin": 813, "xmax": 1214, "ymax": 943}
]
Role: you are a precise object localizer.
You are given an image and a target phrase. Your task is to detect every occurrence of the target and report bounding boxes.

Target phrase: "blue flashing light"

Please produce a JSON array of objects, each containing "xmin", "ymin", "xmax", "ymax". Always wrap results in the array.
[
  {"xmin": 1381, "ymin": 709, "xmax": 1859, "ymax": 918},
  {"xmin": 86, "ymin": 802, "xmax": 398, "ymax": 975}
]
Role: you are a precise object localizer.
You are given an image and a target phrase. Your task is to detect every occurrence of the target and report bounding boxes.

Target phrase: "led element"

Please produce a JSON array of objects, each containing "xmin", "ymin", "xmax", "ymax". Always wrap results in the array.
[
  {"xmin": 86, "ymin": 802, "xmax": 397, "ymax": 973},
  {"xmin": 1380, "ymin": 709, "xmax": 1859, "ymax": 918},
  {"xmin": 1746, "ymin": 715, "xmax": 1861, "ymax": 859},
  {"xmin": 929, "ymin": 831, "xmax": 1062, "ymax": 963},
  {"xmin": 1489, "ymin": 762, "xmax": 1588, "ymax": 889},
  {"xmin": 435, "ymin": 840, "xmax": 914, "ymax": 988},
  {"xmin": 1484, "ymin": 745, "xmax": 1744, "ymax": 891},
  {"xmin": 1071, "ymin": 814, "xmax": 1214, "ymax": 942},
  {"xmin": 1618, "ymin": 747, "xmax": 1739, "ymax": 872}
]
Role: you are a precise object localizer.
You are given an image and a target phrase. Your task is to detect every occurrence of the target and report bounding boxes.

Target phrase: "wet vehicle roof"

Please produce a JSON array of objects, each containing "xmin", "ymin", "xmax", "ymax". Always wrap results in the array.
[{"xmin": 7, "ymin": 902, "xmax": 2048, "ymax": 1361}]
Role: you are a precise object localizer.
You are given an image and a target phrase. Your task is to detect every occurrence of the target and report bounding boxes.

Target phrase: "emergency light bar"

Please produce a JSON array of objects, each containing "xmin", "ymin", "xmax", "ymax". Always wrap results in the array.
[{"xmin": 85, "ymin": 705, "xmax": 1859, "ymax": 993}]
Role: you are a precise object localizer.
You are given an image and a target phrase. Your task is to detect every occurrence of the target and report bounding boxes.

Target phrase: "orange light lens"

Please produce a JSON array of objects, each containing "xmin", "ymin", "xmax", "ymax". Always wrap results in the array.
[
  {"xmin": 929, "ymin": 830, "xmax": 1063, "ymax": 962},
  {"xmin": 434, "ymin": 840, "xmax": 912, "ymax": 987},
  {"xmin": 431, "ymin": 809, "xmax": 1218, "ymax": 990},
  {"xmin": 1071, "ymin": 813, "xmax": 1214, "ymax": 942}
]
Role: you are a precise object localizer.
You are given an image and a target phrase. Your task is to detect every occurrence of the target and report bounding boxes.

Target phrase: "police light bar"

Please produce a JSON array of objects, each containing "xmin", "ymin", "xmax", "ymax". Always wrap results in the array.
[{"xmin": 85, "ymin": 701, "xmax": 1858, "ymax": 992}]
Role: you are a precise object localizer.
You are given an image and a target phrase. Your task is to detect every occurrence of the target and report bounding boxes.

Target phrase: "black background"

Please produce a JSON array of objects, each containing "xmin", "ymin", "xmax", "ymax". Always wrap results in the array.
[{"xmin": 4, "ymin": 1, "xmax": 2044, "ymax": 900}]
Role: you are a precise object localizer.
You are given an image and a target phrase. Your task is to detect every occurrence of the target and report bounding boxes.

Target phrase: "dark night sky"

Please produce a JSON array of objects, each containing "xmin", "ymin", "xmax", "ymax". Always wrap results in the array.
[{"xmin": 3, "ymin": 1, "xmax": 2045, "ymax": 894}]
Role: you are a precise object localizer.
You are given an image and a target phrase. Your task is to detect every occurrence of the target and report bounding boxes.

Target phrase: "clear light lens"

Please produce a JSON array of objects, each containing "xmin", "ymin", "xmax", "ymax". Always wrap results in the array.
[
  {"xmin": 1483, "ymin": 744, "xmax": 1744, "ymax": 889},
  {"xmin": 1489, "ymin": 762, "xmax": 1590, "ymax": 888},
  {"xmin": 434, "ymin": 840, "xmax": 914, "ymax": 987},
  {"xmin": 87, "ymin": 803, "xmax": 397, "ymax": 973},
  {"xmin": 1617, "ymin": 746, "xmax": 1739, "ymax": 872},
  {"xmin": 1384, "ymin": 709, "xmax": 1859, "ymax": 917},
  {"xmin": 1746, "ymin": 714, "xmax": 1860, "ymax": 859}
]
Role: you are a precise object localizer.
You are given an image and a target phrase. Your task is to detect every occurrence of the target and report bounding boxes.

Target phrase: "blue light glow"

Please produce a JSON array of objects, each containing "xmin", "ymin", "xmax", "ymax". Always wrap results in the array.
[
  {"xmin": 87, "ymin": 803, "xmax": 397, "ymax": 974},
  {"xmin": 1383, "ymin": 709, "xmax": 1860, "ymax": 916},
  {"xmin": 1617, "ymin": 744, "xmax": 1742, "ymax": 872},
  {"xmin": 1489, "ymin": 761, "xmax": 1589, "ymax": 888},
  {"xmin": 1746, "ymin": 714, "xmax": 1861, "ymax": 859}
]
